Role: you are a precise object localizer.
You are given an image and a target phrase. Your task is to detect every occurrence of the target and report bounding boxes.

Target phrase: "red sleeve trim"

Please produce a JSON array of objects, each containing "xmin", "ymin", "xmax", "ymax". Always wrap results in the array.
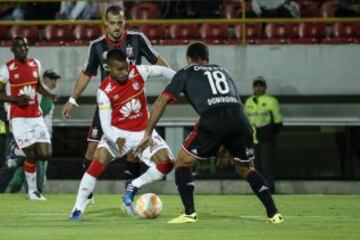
[{"xmin": 162, "ymin": 91, "xmax": 177, "ymax": 104}]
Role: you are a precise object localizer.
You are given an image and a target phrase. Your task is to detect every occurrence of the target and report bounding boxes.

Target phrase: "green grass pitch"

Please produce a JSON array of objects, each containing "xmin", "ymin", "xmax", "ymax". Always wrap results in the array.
[{"xmin": 0, "ymin": 194, "xmax": 359, "ymax": 240}]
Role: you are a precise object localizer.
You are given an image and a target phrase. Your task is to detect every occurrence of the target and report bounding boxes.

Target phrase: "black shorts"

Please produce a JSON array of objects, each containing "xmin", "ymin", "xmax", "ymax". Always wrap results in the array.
[
  {"xmin": 183, "ymin": 105, "xmax": 254, "ymax": 161},
  {"xmin": 87, "ymin": 107, "xmax": 104, "ymax": 142}
]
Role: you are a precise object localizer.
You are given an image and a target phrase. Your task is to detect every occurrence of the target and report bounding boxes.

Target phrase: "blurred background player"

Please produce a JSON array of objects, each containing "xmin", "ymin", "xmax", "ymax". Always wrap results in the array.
[
  {"xmin": 244, "ymin": 77, "xmax": 283, "ymax": 193},
  {"xmin": 69, "ymin": 49, "xmax": 175, "ymax": 220},
  {"xmin": 61, "ymin": 5, "xmax": 169, "ymax": 204},
  {"xmin": 0, "ymin": 36, "xmax": 57, "ymax": 200},
  {"xmin": 136, "ymin": 42, "xmax": 283, "ymax": 224},
  {"xmin": 0, "ymin": 69, "xmax": 60, "ymax": 194}
]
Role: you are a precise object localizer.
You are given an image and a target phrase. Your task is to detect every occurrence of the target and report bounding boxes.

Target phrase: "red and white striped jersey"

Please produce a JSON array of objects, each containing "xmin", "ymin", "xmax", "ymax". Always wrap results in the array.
[{"xmin": 0, "ymin": 58, "xmax": 42, "ymax": 119}]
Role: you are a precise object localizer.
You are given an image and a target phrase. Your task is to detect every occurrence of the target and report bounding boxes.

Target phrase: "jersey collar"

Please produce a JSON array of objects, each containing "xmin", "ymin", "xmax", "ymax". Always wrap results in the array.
[{"xmin": 106, "ymin": 30, "xmax": 127, "ymax": 47}]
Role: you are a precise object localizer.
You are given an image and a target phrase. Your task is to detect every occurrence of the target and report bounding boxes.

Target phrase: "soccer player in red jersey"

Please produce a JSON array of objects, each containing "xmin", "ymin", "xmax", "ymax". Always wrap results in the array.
[
  {"xmin": 69, "ymin": 49, "xmax": 175, "ymax": 221},
  {"xmin": 0, "ymin": 36, "xmax": 57, "ymax": 200}
]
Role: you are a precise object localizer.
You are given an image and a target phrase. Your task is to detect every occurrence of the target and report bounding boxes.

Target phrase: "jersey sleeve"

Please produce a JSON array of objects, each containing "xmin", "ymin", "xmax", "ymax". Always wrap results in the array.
[
  {"xmin": 162, "ymin": 70, "xmax": 186, "ymax": 103},
  {"xmin": 0, "ymin": 65, "xmax": 9, "ymax": 84},
  {"xmin": 138, "ymin": 33, "xmax": 160, "ymax": 64},
  {"xmin": 137, "ymin": 65, "xmax": 176, "ymax": 82},
  {"xmin": 82, "ymin": 43, "xmax": 100, "ymax": 76},
  {"xmin": 97, "ymin": 89, "xmax": 117, "ymax": 143}
]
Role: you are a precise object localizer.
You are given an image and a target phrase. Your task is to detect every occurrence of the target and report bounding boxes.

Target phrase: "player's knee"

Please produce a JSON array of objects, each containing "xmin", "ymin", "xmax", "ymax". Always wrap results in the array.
[
  {"xmin": 234, "ymin": 160, "xmax": 254, "ymax": 177},
  {"xmin": 93, "ymin": 147, "xmax": 111, "ymax": 166}
]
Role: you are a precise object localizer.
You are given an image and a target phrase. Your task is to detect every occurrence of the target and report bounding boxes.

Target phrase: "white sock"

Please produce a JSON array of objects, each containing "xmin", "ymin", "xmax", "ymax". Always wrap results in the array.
[
  {"xmin": 73, "ymin": 173, "xmax": 97, "ymax": 212},
  {"xmin": 132, "ymin": 166, "xmax": 164, "ymax": 188},
  {"xmin": 25, "ymin": 171, "xmax": 37, "ymax": 194}
]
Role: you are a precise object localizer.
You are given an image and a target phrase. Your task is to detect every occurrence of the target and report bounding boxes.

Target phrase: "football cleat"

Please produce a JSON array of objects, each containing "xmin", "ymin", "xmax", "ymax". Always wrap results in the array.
[
  {"xmin": 27, "ymin": 191, "xmax": 46, "ymax": 201},
  {"xmin": 168, "ymin": 213, "xmax": 198, "ymax": 224},
  {"xmin": 121, "ymin": 201, "xmax": 137, "ymax": 216},
  {"xmin": 268, "ymin": 213, "xmax": 284, "ymax": 224},
  {"xmin": 69, "ymin": 209, "xmax": 82, "ymax": 221},
  {"xmin": 123, "ymin": 182, "xmax": 139, "ymax": 206}
]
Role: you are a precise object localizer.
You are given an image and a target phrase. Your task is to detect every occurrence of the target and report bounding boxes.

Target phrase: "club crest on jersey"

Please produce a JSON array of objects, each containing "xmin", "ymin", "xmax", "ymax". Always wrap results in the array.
[
  {"xmin": 104, "ymin": 82, "xmax": 114, "ymax": 93},
  {"xmin": 14, "ymin": 74, "xmax": 19, "ymax": 79},
  {"xmin": 120, "ymin": 98, "xmax": 142, "ymax": 119},
  {"xmin": 132, "ymin": 80, "xmax": 140, "ymax": 90},
  {"xmin": 126, "ymin": 44, "xmax": 134, "ymax": 57},
  {"xmin": 102, "ymin": 51, "xmax": 108, "ymax": 60},
  {"xmin": 9, "ymin": 63, "xmax": 16, "ymax": 71},
  {"xmin": 91, "ymin": 127, "xmax": 98, "ymax": 138}
]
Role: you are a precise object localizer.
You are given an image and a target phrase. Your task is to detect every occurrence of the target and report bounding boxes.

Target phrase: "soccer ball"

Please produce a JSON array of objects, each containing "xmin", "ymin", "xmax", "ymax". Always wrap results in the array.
[{"xmin": 135, "ymin": 193, "xmax": 162, "ymax": 219}]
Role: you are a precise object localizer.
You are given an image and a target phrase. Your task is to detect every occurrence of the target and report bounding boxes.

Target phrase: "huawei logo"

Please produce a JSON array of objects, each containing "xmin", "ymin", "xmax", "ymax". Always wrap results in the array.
[
  {"xmin": 120, "ymin": 99, "xmax": 141, "ymax": 118},
  {"xmin": 18, "ymin": 85, "xmax": 36, "ymax": 104}
]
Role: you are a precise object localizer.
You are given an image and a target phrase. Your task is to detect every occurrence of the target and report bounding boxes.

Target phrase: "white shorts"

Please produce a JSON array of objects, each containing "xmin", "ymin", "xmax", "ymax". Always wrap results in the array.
[
  {"xmin": 11, "ymin": 117, "xmax": 51, "ymax": 149},
  {"xmin": 98, "ymin": 129, "xmax": 174, "ymax": 167}
]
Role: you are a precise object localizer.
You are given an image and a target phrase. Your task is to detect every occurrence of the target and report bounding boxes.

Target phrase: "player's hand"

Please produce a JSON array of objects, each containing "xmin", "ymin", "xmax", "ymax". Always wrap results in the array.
[
  {"xmin": 134, "ymin": 133, "xmax": 151, "ymax": 157},
  {"xmin": 116, "ymin": 137, "xmax": 126, "ymax": 154},
  {"xmin": 216, "ymin": 145, "xmax": 234, "ymax": 168},
  {"xmin": 62, "ymin": 101, "xmax": 75, "ymax": 118},
  {"xmin": 16, "ymin": 95, "xmax": 31, "ymax": 107}
]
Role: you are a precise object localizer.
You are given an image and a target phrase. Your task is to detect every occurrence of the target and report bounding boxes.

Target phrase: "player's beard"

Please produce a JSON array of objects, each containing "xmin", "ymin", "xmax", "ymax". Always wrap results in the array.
[{"xmin": 111, "ymin": 30, "xmax": 122, "ymax": 41}]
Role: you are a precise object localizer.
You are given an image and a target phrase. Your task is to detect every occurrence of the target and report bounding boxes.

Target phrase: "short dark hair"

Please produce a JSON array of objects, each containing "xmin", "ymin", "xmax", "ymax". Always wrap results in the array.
[
  {"xmin": 105, "ymin": 5, "xmax": 124, "ymax": 20},
  {"xmin": 106, "ymin": 49, "xmax": 127, "ymax": 65},
  {"xmin": 186, "ymin": 41, "xmax": 209, "ymax": 62}
]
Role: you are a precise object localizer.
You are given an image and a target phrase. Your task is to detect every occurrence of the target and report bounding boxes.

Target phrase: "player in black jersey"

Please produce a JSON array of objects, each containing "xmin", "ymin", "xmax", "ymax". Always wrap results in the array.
[
  {"xmin": 61, "ymin": 6, "xmax": 168, "ymax": 206},
  {"xmin": 136, "ymin": 41, "xmax": 283, "ymax": 224}
]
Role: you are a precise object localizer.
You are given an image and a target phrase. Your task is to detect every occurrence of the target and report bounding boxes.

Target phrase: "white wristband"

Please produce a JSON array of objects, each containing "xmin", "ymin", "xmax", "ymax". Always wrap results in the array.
[{"xmin": 68, "ymin": 97, "xmax": 79, "ymax": 107}]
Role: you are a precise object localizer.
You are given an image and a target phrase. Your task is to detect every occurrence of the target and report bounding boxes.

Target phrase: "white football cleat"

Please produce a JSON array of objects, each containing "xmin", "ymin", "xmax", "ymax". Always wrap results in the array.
[{"xmin": 28, "ymin": 191, "xmax": 47, "ymax": 201}]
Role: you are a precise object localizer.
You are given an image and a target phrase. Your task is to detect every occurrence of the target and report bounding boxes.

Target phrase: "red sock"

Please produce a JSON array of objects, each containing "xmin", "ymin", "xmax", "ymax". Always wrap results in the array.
[
  {"xmin": 86, "ymin": 160, "xmax": 106, "ymax": 178},
  {"xmin": 23, "ymin": 161, "xmax": 36, "ymax": 173},
  {"xmin": 156, "ymin": 159, "xmax": 174, "ymax": 175}
]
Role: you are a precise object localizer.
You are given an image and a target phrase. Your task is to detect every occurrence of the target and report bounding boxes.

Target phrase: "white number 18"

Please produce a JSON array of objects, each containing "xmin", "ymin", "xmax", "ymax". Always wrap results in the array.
[{"xmin": 204, "ymin": 70, "xmax": 230, "ymax": 95}]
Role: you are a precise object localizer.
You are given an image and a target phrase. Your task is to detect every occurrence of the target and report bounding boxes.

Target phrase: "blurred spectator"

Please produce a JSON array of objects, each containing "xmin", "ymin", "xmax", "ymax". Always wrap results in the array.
[
  {"xmin": 0, "ymin": 3, "xmax": 23, "ymax": 20},
  {"xmin": 24, "ymin": 2, "xmax": 60, "ymax": 20},
  {"xmin": 248, "ymin": 0, "xmax": 300, "ymax": 18},
  {"xmin": 56, "ymin": 1, "xmax": 96, "ymax": 20},
  {"xmin": 95, "ymin": 1, "xmax": 124, "ymax": 19},
  {"xmin": 160, "ymin": 0, "xmax": 220, "ymax": 19},
  {"xmin": 335, "ymin": 0, "xmax": 360, "ymax": 17}
]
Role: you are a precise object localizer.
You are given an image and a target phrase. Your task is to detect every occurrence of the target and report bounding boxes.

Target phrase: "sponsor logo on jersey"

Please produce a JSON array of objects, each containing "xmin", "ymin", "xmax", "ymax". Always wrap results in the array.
[
  {"xmin": 104, "ymin": 82, "xmax": 114, "ymax": 93},
  {"xmin": 18, "ymin": 85, "xmax": 36, "ymax": 104},
  {"xmin": 91, "ymin": 127, "xmax": 98, "ymax": 138},
  {"xmin": 102, "ymin": 51, "xmax": 108, "ymax": 60},
  {"xmin": 119, "ymin": 98, "xmax": 142, "ymax": 119},
  {"xmin": 132, "ymin": 80, "xmax": 140, "ymax": 90},
  {"xmin": 128, "ymin": 69, "xmax": 139, "ymax": 79},
  {"xmin": 33, "ymin": 71, "xmax": 38, "ymax": 78}
]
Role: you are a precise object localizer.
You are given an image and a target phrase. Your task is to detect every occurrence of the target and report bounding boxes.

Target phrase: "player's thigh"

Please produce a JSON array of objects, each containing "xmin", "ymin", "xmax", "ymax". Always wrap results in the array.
[
  {"xmin": 126, "ymin": 150, "xmax": 139, "ymax": 163},
  {"xmin": 150, "ymin": 148, "xmax": 170, "ymax": 164},
  {"xmin": 93, "ymin": 147, "xmax": 113, "ymax": 166},
  {"xmin": 35, "ymin": 142, "xmax": 52, "ymax": 160},
  {"xmin": 86, "ymin": 141, "xmax": 99, "ymax": 159},
  {"xmin": 175, "ymin": 148, "xmax": 198, "ymax": 168},
  {"xmin": 144, "ymin": 130, "xmax": 174, "ymax": 165},
  {"xmin": 21, "ymin": 144, "xmax": 37, "ymax": 162}
]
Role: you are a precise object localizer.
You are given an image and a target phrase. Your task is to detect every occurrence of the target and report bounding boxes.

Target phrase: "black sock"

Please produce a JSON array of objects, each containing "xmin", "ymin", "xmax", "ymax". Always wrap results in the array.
[
  {"xmin": 124, "ymin": 161, "xmax": 141, "ymax": 181},
  {"xmin": 246, "ymin": 170, "xmax": 278, "ymax": 218},
  {"xmin": 175, "ymin": 167, "xmax": 195, "ymax": 215},
  {"xmin": 82, "ymin": 158, "xmax": 92, "ymax": 174}
]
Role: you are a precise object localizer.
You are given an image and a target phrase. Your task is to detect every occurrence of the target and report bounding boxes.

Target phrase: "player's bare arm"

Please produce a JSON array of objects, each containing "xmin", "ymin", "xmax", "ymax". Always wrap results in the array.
[
  {"xmin": 62, "ymin": 72, "xmax": 91, "ymax": 118},
  {"xmin": 38, "ymin": 80, "xmax": 57, "ymax": 101},
  {"xmin": 135, "ymin": 94, "xmax": 172, "ymax": 156},
  {"xmin": 156, "ymin": 57, "xmax": 169, "ymax": 67},
  {"xmin": 0, "ymin": 82, "xmax": 31, "ymax": 106}
]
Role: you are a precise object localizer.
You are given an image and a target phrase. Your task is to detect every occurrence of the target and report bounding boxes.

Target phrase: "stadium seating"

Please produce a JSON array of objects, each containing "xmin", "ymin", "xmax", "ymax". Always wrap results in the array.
[
  {"xmin": 298, "ymin": 0, "xmax": 321, "ymax": 17},
  {"xmin": 70, "ymin": 25, "xmax": 102, "ymax": 45},
  {"xmin": 137, "ymin": 24, "xmax": 166, "ymax": 44},
  {"xmin": 321, "ymin": 0, "xmax": 339, "ymax": 18},
  {"xmin": 161, "ymin": 24, "xmax": 199, "ymax": 45},
  {"xmin": 199, "ymin": 23, "xmax": 229, "ymax": 44},
  {"xmin": 231, "ymin": 24, "xmax": 263, "ymax": 44},
  {"xmin": 36, "ymin": 25, "xmax": 73, "ymax": 46},
  {"xmin": 130, "ymin": 3, "xmax": 159, "ymax": 19},
  {"xmin": 259, "ymin": 23, "xmax": 294, "ymax": 44},
  {"xmin": 292, "ymin": 23, "xmax": 325, "ymax": 44},
  {"xmin": 322, "ymin": 23, "xmax": 358, "ymax": 44},
  {"xmin": 9, "ymin": 25, "xmax": 39, "ymax": 44}
]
